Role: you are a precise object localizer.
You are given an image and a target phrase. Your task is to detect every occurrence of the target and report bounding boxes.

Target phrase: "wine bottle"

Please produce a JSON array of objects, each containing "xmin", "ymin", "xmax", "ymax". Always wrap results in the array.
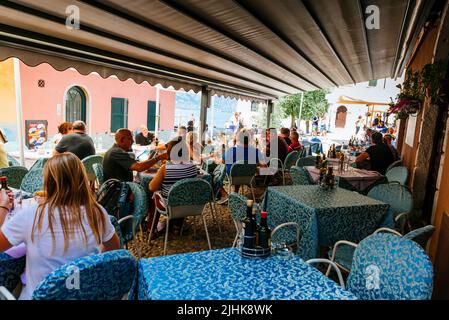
[
  {"xmin": 253, "ymin": 206, "xmax": 259, "ymax": 247},
  {"xmin": 0, "ymin": 176, "xmax": 13, "ymax": 210},
  {"xmin": 242, "ymin": 200, "xmax": 256, "ymax": 251},
  {"xmin": 0, "ymin": 176, "xmax": 8, "ymax": 191},
  {"xmin": 258, "ymin": 211, "xmax": 271, "ymax": 249},
  {"xmin": 315, "ymin": 153, "xmax": 322, "ymax": 169}
]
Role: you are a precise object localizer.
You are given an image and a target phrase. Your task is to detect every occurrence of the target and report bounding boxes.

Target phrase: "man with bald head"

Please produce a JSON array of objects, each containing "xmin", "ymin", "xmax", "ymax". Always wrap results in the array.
[{"xmin": 103, "ymin": 129, "xmax": 167, "ymax": 182}]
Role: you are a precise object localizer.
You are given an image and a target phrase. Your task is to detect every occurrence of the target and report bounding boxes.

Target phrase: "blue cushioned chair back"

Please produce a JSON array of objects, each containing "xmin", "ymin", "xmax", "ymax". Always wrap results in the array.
[
  {"xmin": 347, "ymin": 233, "xmax": 433, "ymax": 300},
  {"xmin": 228, "ymin": 192, "xmax": 248, "ymax": 222},
  {"xmin": 92, "ymin": 163, "xmax": 104, "ymax": 186},
  {"xmin": 203, "ymin": 159, "xmax": 218, "ymax": 175},
  {"xmin": 32, "ymin": 250, "xmax": 137, "ymax": 300},
  {"xmin": 265, "ymin": 158, "xmax": 283, "ymax": 175},
  {"xmin": 284, "ymin": 151, "xmax": 299, "ymax": 171},
  {"xmin": 296, "ymin": 156, "xmax": 316, "ymax": 168},
  {"xmin": 0, "ymin": 166, "xmax": 29, "ymax": 189},
  {"xmin": 29, "ymin": 158, "xmax": 48, "ymax": 172},
  {"xmin": 167, "ymin": 178, "xmax": 213, "ymax": 207},
  {"xmin": 20, "ymin": 168, "xmax": 45, "ymax": 194},
  {"xmin": 298, "ymin": 146, "xmax": 307, "ymax": 158},
  {"xmin": 404, "ymin": 225, "xmax": 435, "ymax": 250},
  {"xmin": 367, "ymin": 183, "xmax": 413, "ymax": 217},
  {"xmin": 310, "ymin": 142, "xmax": 322, "ymax": 155},
  {"xmin": 0, "ymin": 253, "xmax": 26, "ymax": 292},
  {"xmin": 385, "ymin": 166, "xmax": 409, "ymax": 185},
  {"xmin": 386, "ymin": 159, "xmax": 402, "ymax": 173},
  {"xmin": 126, "ymin": 182, "xmax": 149, "ymax": 225},
  {"xmin": 212, "ymin": 164, "xmax": 227, "ymax": 197},
  {"xmin": 290, "ymin": 166, "xmax": 312, "ymax": 185},
  {"xmin": 81, "ymin": 155, "xmax": 103, "ymax": 175},
  {"xmin": 230, "ymin": 161, "xmax": 257, "ymax": 178},
  {"xmin": 109, "ymin": 215, "xmax": 124, "ymax": 247},
  {"xmin": 7, "ymin": 154, "xmax": 20, "ymax": 167}
]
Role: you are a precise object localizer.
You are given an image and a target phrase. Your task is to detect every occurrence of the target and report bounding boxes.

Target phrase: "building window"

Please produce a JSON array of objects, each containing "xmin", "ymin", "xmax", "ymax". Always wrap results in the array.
[
  {"xmin": 251, "ymin": 101, "xmax": 259, "ymax": 112},
  {"xmin": 66, "ymin": 86, "xmax": 87, "ymax": 123},
  {"xmin": 111, "ymin": 97, "xmax": 129, "ymax": 133},
  {"xmin": 368, "ymin": 80, "xmax": 378, "ymax": 87}
]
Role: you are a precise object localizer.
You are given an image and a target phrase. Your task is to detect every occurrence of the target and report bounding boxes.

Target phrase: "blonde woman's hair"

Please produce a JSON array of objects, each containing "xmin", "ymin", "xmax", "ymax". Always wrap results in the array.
[{"xmin": 31, "ymin": 153, "xmax": 107, "ymax": 253}]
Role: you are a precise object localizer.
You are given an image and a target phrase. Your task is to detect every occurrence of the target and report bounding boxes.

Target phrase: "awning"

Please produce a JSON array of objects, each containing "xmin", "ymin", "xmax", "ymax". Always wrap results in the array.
[
  {"xmin": 0, "ymin": 0, "xmax": 435, "ymax": 101},
  {"xmin": 337, "ymin": 96, "xmax": 391, "ymax": 106}
]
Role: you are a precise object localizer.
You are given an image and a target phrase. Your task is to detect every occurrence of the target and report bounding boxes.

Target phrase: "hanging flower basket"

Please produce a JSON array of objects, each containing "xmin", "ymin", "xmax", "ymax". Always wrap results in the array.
[{"xmin": 388, "ymin": 98, "xmax": 421, "ymax": 116}]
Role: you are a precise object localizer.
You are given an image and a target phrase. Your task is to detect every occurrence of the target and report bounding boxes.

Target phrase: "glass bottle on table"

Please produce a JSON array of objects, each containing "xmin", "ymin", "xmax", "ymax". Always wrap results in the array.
[
  {"xmin": 258, "ymin": 211, "xmax": 271, "ymax": 249},
  {"xmin": 0, "ymin": 176, "xmax": 13, "ymax": 211},
  {"xmin": 253, "ymin": 206, "xmax": 260, "ymax": 247},
  {"xmin": 242, "ymin": 200, "xmax": 256, "ymax": 252}
]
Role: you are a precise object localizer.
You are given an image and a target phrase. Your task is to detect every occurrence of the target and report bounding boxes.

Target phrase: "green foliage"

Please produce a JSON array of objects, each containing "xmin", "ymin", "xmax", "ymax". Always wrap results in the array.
[
  {"xmin": 398, "ymin": 60, "xmax": 448, "ymax": 104},
  {"xmin": 276, "ymin": 89, "xmax": 329, "ymax": 126},
  {"xmin": 255, "ymin": 104, "xmax": 282, "ymax": 128},
  {"xmin": 301, "ymin": 89, "xmax": 330, "ymax": 120}
]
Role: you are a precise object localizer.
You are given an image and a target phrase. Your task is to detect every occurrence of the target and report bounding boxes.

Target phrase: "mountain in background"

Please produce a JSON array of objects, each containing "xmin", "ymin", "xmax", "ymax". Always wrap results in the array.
[{"xmin": 175, "ymin": 92, "xmax": 238, "ymax": 128}]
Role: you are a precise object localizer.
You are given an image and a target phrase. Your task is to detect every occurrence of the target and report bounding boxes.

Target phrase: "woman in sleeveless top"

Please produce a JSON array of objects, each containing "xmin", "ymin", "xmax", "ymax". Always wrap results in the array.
[{"xmin": 149, "ymin": 137, "xmax": 198, "ymax": 237}]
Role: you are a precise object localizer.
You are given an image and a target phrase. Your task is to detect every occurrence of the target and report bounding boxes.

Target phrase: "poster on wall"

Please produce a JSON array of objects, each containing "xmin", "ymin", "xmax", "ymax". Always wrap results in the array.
[
  {"xmin": 405, "ymin": 115, "xmax": 417, "ymax": 147},
  {"xmin": 25, "ymin": 120, "xmax": 48, "ymax": 149}
]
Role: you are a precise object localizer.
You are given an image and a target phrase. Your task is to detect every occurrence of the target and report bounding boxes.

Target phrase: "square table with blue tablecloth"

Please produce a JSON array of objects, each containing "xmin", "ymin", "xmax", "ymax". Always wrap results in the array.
[
  {"xmin": 134, "ymin": 248, "xmax": 356, "ymax": 300},
  {"xmin": 262, "ymin": 185, "xmax": 389, "ymax": 260}
]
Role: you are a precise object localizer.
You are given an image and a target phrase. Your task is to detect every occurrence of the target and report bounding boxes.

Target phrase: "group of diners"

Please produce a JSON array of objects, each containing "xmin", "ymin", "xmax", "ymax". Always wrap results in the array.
[
  {"xmin": 354, "ymin": 131, "xmax": 399, "ymax": 175},
  {"xmin": 0, "ymin": 120, "xmax": 402, "ymax": 299}
]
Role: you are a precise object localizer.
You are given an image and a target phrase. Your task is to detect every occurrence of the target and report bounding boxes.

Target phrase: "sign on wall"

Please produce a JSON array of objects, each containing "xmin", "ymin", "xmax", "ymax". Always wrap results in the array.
[
  {"xmin": 25, "ymin": 120, "xmax": 48, "ymax": 149},
  {"xmin": 405, "ymin": 115, "xmax": 418, "ymax": 147}
]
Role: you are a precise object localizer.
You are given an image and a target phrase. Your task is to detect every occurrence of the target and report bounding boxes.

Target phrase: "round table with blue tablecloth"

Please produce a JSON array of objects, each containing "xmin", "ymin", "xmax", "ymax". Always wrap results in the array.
[{"xmin": 133, "ymin": 248, "xmax": 357, "ymax": 300}]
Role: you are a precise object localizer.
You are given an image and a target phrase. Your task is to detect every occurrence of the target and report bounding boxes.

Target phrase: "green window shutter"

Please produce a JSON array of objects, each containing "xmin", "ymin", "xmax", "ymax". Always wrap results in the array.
[
  {"xmin": 111, "ymin": 98, "xmax": 128, "ymax": 133},
  {"xmin": 147, "ymin": 101, "xmax": 157, "ymax": 131},
  {"xmin": 368, "ymin": 80, "xmax": 378, "ymax": 87}
]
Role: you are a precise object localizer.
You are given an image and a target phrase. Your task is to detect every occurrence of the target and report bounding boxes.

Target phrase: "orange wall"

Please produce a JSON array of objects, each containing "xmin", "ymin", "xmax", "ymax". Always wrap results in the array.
[
  {"xmin": 18, "ymin": 61, "xmax": 176, "ymax": 135},
  {"xmin": 397, "ymin": 24, "xmax": 439, "ymax": 188},
  {"xmin": 0, "ymin": 59, "xmax": 17, "ymax": 123},
  {"xmin": 430, "ymin": 143, "xmax": 449, "ymax": 260}
]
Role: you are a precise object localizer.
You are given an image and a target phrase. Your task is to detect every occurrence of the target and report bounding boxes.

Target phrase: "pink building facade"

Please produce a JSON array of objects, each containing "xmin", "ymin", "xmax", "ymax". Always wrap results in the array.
[{"xmin": 19, "ymin": 62, "xmax": 176, "ymax": 136}]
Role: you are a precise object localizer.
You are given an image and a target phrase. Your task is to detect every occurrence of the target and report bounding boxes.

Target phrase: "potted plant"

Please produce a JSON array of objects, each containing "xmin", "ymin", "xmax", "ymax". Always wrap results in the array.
[{"xmin": 388, "ymin": 60, "xmax": 447, "ymax": 119}]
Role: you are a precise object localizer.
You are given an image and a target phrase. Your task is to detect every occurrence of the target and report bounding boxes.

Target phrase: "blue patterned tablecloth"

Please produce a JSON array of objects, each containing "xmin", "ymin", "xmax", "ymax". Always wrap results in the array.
[
  {"xmin": 263, "ymin": 185, "xmax": 389, "ymax": 260},
  {"xmin": 135, "ymin": 248, "xmax": 356, "ymax": 300}
]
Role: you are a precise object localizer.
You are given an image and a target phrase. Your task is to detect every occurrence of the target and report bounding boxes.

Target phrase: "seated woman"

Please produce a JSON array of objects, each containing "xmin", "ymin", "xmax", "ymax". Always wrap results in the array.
[
  {"xmin": 355, "ymin": 131, "xmax": 394, "ymax": 175},
  {"xmin": 0, "ymin": 153, "xmax": 120, "ymax": 300},
  {"xmin": 53, "ymin": 122, "xmax": 73, "ymax": 146},
  {"xmin": 148, "ymin": 137, "xmax": 198, "ymax": 236},
  {"xmin": 186, "ymin": 131, "xmax": 203, "ymax": 164}
]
